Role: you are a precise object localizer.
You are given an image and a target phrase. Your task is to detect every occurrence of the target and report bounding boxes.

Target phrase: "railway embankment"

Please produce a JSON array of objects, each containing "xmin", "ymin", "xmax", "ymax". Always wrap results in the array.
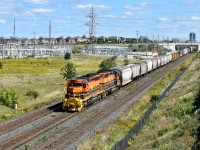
[
  {"xmin": 126, "ymin": 55, "xmax": 200, "ymax": 149},
  {"xmin": 77, "ymin": 53, "xmax": 199, "ymax": 149}
]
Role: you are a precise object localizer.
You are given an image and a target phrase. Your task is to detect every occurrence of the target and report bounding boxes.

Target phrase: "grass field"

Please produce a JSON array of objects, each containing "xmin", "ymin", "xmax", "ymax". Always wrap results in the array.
[
  {"xmin": 127, "ymin": 57, "xmax": 200, "ymax": 149},
  {"xmin": 0, "ymin": 54, "xmax": 137, "ymax": 123},
  {"xmin": 77, "ymin": 54, "xmax": 199, "ymax": 150}
]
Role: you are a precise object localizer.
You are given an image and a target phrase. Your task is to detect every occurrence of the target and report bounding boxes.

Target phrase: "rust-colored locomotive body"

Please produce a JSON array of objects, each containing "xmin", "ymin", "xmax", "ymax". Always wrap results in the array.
[{"xmin": 62, "ymin": 71, "xmax": 120, "ymax": 111}]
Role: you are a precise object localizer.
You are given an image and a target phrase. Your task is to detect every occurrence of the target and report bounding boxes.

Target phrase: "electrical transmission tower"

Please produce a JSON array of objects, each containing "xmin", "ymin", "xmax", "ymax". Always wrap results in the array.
[{"xmin": 86, "ymin": 5, "xmax": 98, "ymax": 53}]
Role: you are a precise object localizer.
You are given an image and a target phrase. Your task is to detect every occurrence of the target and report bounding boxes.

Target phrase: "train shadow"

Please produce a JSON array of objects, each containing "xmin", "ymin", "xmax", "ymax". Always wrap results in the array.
[{"xmin": 46, "ymin": 102, "xmax": 64, "ymax": 112}]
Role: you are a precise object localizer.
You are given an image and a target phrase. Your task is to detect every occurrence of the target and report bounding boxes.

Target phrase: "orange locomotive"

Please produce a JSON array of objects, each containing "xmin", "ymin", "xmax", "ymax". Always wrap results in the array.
[{"xmin": 62, "ymin": 70, "xmax": 120, "ymax": 111}]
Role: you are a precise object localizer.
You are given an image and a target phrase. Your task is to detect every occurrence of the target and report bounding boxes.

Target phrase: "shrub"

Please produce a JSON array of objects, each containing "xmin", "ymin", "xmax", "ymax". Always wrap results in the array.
[
  {"xmin": 64, "ymin": 52, "xmax": 71, "ymax": 60},
  {"xmin": 124, "ymin": 59, "xmax": 129, "ymax": 65},
  {"xmin": 46, "ymin": 58, "xmax": 52, "ymax": 65},
  {"xmin": 0, "ymin": 62, "xmax": 3, "ymax": 70},
  {"xmin": 0, "ymin": 88, "xmax": 19, "ymax": 108},
  {"xmin": 99, "ymin": 56, "xmax": 117, "ymax": 70},
  {"xmin": 26, "ymin": 90, "xmax": 39, "ymax": 98},
  {"xmin": 150, "ymin": 94, "xmax": 160, "ymax": 102},
  {"xmin": 72, "ymin": 46, "xmax": 82, "ymax": 54},
  {"xmin": 60, "ymin": 62, "xmax": 76, "ymax": 80}
]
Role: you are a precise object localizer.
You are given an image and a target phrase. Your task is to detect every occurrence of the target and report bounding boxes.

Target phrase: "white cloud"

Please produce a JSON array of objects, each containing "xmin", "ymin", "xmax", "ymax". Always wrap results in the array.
[
  {"xmin": 0, "ymin": 20, "xmax": 6, "ymax": 24},
  {"xmin": 53, "ymin": 20, "xmax": 69, "ymax": 23},
  {"xmin": 105, "ymin": 15, "xmax": 117, "ymax": 19},
  {"xmin": 73, "ymin": 4, "xmax": 110, "ymax": 9},
  {"xmin": 124, "ymin": 2, "xmax": 151, "ymax": 9},
  {"xmin": 32, "ymin": 8, "xmax": 54, "ymax": 13},
  {"xmin": 105, "ymin": 15, "xmax": 128, "ymax": 19},
  {"xmin": 124, "ymin": 12, "xmax": 133, "ymax": 15},
  {"xmin": 191, "ymin": 16, "xmax": 200, "ymax": 21},
  {"xmin": 0, "ymin": 0, "xmax": 15, "ymax": 2},
  {"xmin": 23, "ymin": 0, "xmax": 50, "ymax": 5},
  {"xmin": 23, "ymin": 11, "xmax": 34, "ymax": 16},
  {"xmin": 159, "ymin": 18, "xmax": 170, "ymax": 22}
]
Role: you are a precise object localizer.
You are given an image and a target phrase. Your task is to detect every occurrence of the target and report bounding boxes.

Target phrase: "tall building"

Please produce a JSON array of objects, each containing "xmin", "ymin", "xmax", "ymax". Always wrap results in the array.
[{"xmin": 189, "ymin": 32, "xmax": 196, "ymax": 43}]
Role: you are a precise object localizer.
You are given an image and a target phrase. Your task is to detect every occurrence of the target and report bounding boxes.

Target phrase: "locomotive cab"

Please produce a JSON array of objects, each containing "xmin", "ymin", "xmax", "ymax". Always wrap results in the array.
[{"xmin": 63, "ymin": 79, "xmax": 88, "ymax": 111}]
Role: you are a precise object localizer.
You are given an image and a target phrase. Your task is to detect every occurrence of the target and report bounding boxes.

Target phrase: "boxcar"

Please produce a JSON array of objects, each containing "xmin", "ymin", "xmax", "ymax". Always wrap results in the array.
[
  {"xmin": 156, "ymin": 57, "xmax": 161, "ymax": 67},
  {"xmin": 168, "ymin": 54, "xmax": 172, "ymax": 62},
  {"xmin": 113, "ymin": 66, "xmax": 132, "ymax": 86},
  {"xmin": 152, "ymin": 58, "xmax": 158, "ymax": 69},
  {"xmin": 172, "ymin": 51, "xmax": 178, "ymax": 60},
  {"xmin": 134, "ymin": 61, "xmax": 148, "ymax": 75},
  {"xmin": 144, "ymin": 60, "xmax": 153, "ymax": 72},
  {"xmin": 160, "ymin": 56, "xmax": 165, "ymax": 66},
  {"xmin": 183, "ymin": 49, "xmax": 189, "ymax": 55},
  {"xmin": 180, "ymin": 50, "xmax": 183, "ymax": 57},
  {"xmin": 163, "ymin": 55, "xmax": 168, "ymax": 64},
  {"xmin": 127, "ymin": 64, "xmax": 140, "ymax": 79}
]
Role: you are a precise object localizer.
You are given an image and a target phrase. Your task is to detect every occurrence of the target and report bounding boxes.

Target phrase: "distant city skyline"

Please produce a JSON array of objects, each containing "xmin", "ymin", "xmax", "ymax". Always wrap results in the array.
[{"xmin": 0, "ymin": 0, "xmax": 200, "ymax": 41}]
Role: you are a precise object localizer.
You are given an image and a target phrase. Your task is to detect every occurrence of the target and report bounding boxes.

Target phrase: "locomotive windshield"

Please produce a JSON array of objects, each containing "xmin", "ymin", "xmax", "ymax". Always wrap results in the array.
[{"xmin": 71, "ymin": 83, "xmax": 82, "ymax": 87}]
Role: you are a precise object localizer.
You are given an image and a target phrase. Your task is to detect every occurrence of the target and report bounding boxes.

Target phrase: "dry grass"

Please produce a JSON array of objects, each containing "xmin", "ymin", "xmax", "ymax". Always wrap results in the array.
[
  {"xmin": 127, "ymin": 56, "xmax": 200, "ymax": 150},
  {"xmin": 0, "ymin": 54, "xmax": 137, "ymax": 123}
]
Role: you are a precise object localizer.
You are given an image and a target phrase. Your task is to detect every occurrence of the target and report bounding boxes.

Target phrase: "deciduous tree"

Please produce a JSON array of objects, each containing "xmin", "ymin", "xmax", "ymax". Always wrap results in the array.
[{"xmin": 60, "ymin": 62, "xmax": 76, "ymax": 80}]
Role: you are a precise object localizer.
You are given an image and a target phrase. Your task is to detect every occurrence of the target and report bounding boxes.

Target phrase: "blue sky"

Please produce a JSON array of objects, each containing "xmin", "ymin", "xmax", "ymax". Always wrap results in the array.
[{"xmin": 0, "ymin": 0, "xmax": 200, "ymax": 40}]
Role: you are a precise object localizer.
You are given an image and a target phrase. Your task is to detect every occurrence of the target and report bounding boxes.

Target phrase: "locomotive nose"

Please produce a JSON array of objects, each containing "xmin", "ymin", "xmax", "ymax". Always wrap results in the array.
[
  {"xmin": 62, "ymin": 98, "xmax": 83, "ymax": 112},
  {"xmin": 68, "ymin": 87, "xmax": 82, "ymax": 93}
]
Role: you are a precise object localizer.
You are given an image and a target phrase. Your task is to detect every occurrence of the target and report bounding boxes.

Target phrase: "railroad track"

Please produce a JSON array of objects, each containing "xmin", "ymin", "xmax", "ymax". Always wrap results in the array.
[
  {"xmin": 39, "ymin": 55, "xmax": 191, "ymax": 150},
  {"xmin": 0, "ymin": 55, "xmax": 190, "ymax": 150},
  {"xmin": 0, "ymin": 102, "xmax": 63, "ymax": 137},
  {"xmin": 0, "ymin": 112, "xmax": 78, "ymax": 150}
]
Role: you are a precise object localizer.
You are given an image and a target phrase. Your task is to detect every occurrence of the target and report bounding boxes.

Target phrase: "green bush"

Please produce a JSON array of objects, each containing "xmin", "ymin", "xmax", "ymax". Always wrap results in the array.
[
  {"xmin": 60, "ymin": 62, "xmax": 76, "ymax": 81},
  {"xmin": 124, "ymin": 59, "xmax": 129, "ymax": 65},
  {"xmin": 99, "ymin": 56, "xmax": 117, "ymax": 70},
  {"xmin": 0, "ymin": 88, "xmax": 19, "ymax": 108},
  {"xmin": 150, "ymin": 94, "xmax": 160, "ymax": 102},
  {"xmin": 26, "ymin": 90, "xmax": 39, "ymax": 98},
  {"xmin": 64, "ymin": 52, "xmax": 71, "ymax": 60},
  {"xmin": 0, "ymin": 62, "xmax": 3, "ymax": 70}
]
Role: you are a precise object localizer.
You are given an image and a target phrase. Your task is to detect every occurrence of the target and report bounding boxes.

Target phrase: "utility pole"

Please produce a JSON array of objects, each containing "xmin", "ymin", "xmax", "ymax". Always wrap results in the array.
[
  {"xmin": 33, "ymin": 29, "xmax": 36, "ymax": 56},
  {"xmin": 167, "ymin": 37, "xmax": 169, "ymax": 50},
  {"xmin": 10, "ymin": 19, "xmax": 16, "ymax": 57},
  {"xmin": 49, "ymin": 20, "xmax": 51, "ymax": 49},
  {"xmin": 13, "ymin": 18, "xmax": 15, "ymax": 43},
  {"xmin": 86, "ymin": 5, "xmax": 98, "ymax": 53},
  {"xmin": 158, "ymin": 34, "xmax": 159, "ymax": 43},
  {"xmin": 137, "ymin": 30, "xmax": 139, "ymax": 56},
  {"xmin": 1, "ymin": 36, "xmax": 3, "ymax": 59},
  {"xmin": 146, "ymin": 34, "xmax": 148, "ymax": 58},
  {"xmin": 162, "ymin": 35, "xmax": 164, "ymax": 45},
  {"xmin": 152, "ymin": 34, "xmax": 154, "ymax": 52}
]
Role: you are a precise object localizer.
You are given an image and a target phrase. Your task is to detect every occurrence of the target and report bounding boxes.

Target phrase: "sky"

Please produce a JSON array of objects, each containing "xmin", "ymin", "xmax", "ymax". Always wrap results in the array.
[{"xmin": 0, "ymin": 0, "xmax": 200, "ymax": 41}]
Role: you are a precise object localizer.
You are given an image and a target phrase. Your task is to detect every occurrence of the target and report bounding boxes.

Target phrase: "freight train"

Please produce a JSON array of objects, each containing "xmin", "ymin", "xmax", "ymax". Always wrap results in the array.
[{"xmin": 62, "ymin": 49, "xmax": 191, "ymax": 111}]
